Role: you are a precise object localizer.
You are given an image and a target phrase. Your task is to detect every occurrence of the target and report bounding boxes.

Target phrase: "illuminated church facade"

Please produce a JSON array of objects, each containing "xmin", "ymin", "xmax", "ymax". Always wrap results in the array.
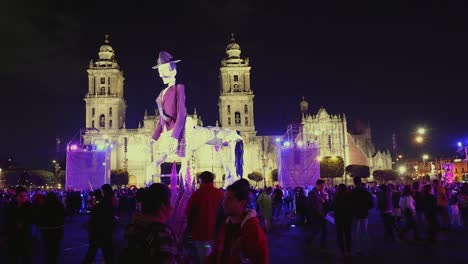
[{"xmin": 82, "ymin": 35, "xmax": 391, "ymax": 187}]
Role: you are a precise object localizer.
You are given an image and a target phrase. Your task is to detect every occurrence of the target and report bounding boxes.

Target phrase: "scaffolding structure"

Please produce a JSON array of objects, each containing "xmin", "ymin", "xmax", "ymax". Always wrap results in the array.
[{"xmin": 277, "ymin": 123, "xmax": 320, "ymax": 188}]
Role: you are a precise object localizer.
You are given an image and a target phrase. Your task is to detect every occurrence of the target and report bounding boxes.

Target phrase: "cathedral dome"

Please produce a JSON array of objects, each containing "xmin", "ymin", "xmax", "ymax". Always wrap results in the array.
[
  {"xmin": 98, "ymin": 35, "xmax": 115, "ymax": 61},
  {"xmin": 226, "ymin": 34, "xmax": 242, "ymax": 59},
  {"xmin": 300, "ymin": 96, "xmax": 309, "ymax": 113},
  {"xmin": 227, "ymin": 42, "xmax": 241, "ymax": 50}
]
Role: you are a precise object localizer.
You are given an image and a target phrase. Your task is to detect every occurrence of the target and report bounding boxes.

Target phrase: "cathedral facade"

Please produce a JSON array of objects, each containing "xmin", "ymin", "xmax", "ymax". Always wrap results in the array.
[
  {"xmin": 83, "ymin": 36, "xmax": 278, "ymax": 187},
  {"xmin": 82, "ymin": 35, "xmax": 391, "ymax": 187},
  {"xmin": 299, "ymin": 105, "xmax": 393, "ymax": 174}
]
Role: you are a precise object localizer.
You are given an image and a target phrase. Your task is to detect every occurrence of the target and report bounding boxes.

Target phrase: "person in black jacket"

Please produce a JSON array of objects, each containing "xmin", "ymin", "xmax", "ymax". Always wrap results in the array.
[
  {"xmin": 422, "ymin": 184, "xmax": 438, "ymax": 242},
  {"xmin": 38, "ymin": 192, "xmax": 65, "ymax": 264},
  {"xmin": 332, "ymin": 184, "xmax": 353, "ymax": 256},
  {"xmin": 350, "ymin": 177, "xmax": 373, "ymax": 255},
  {"xmin": 6, "ymin": 186, "xmax": 33, "ymax": 264},
  {"xmin": 82, "ymin": 184, "xmax": 115, "ymax": 264},
  {"xmin": 294, "ymin": 187, "xmax": 306, "ymax": 226},
  {"xmin": 305, "ymin": 179, "xmax": 329, "ymax": 250}
]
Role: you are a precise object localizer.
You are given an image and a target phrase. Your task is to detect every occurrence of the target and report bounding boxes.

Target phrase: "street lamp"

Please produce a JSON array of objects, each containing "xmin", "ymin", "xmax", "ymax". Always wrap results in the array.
[
  {"xmin": 458, "ymin": 142, "xmax": 468, "ymax": 162},
  {"xmin": 415, "ymin": 136, "xmax": 424, "ymax": 143},
  {"xmin": 399, "ymin": 166, "xmax": 407, "ymax": 174},
  {"xmin": 422, "ymin": 154, "xmax": 429, "ymax": 174},
  {"xmin": 52, "ymin": 160, "xmax": 60, "ymax": 188}
]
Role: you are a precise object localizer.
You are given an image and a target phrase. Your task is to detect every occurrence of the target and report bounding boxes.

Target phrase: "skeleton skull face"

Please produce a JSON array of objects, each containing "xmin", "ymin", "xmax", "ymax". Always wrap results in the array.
[{"xmin": 158, "ymin": 63, "xmax": 177, "ymax": 84}]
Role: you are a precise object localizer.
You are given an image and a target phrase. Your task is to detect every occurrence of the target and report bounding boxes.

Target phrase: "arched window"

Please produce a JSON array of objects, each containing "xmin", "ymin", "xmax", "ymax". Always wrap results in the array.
[
  {"xmin": 92, "ymin": 120, "xmax": 95, "ymax": 128},
  {"xmin": 92, "ymin": 108, "xmax": 95, "ymax": 117},
  {"xmin": 228, "ymin": 117, "xmax": 231, "ymax": 125},
  {"xmin": 99, "ymin": 114, "xmax": 105, "ymax": 128},
  {"xmin": 245, "ymin": 117, "xmax": 248, "ymax": 125},
  {"xmin": 109, "ymin": 120, "xmax": 113, "ymax": 128},
  {"xmin": 109, "ymin": 107, "xmax": 112, "ymax": 117},
  {"xmin": 244, "ymin": 105, "xmax": 248, "ymax": 114},
  {"xmin": 100, "ymin": 86, "xmax": 105, "ymax": 95},
  {"xmin": 100, "ymin": 77, "xmax": 105, "ymax": 84},
  {"xmin": 233, "ymin": 84, "xmax": 240, "ymax": 92},
  {"xmin": 235, "ymin": 112, "xmax": 241, "ymax": 125},
  {"xmin": 227, "ymin": 105, "xmax": 230, "ymax": 114}
]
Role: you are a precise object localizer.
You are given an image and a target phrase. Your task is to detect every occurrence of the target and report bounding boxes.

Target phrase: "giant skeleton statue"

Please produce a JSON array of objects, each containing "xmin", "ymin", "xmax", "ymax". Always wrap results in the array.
[{"xmin": 150, "ymin": 51, "xmax": 243, "ymax": 189}]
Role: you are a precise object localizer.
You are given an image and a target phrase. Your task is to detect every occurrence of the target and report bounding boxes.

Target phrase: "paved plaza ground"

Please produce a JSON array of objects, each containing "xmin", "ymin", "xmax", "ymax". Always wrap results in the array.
[{"xmin": 1, "ymin": 209, "xmax": 468, "ymax": 263}]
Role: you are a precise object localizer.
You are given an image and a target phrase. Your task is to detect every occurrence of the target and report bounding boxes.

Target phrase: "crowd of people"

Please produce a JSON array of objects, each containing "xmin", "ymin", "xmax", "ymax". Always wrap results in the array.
[{"xmin": 1, "ymin": 174, "xmax": 468, "ymax": 263}]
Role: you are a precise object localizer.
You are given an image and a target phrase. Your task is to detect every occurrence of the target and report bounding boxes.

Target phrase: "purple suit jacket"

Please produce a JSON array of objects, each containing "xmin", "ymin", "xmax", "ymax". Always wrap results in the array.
[{"xmin": 152, "ymin": 84, "xmax": 186, "ymax": 141}]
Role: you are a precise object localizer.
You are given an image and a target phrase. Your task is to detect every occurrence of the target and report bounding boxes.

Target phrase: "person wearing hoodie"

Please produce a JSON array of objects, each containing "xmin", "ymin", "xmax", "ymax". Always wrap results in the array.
[
  {"xmin": 122, "ymin": 183, "xmax": 184, "ymax": 263},
  {"xmin": 256, "ymin": 187, "xmax": 272, "ymax": 232},
  {"xmin": 6, "ymin": 186, "xmax": 33, "ymax": 264},
  {"xmin": 185, "ymin": 171, "xmax": 224, "ymax": 264},
  {"xmin": 82, "ymin": 184, "xmax": 115, "ymax": 264},
  {"xmin": 206, "ymin": 179, "xmax": 269, "ymax": 264},
  {"xmin": 37, "ymin": 192, "xmax": 65, "ymax": 264}
]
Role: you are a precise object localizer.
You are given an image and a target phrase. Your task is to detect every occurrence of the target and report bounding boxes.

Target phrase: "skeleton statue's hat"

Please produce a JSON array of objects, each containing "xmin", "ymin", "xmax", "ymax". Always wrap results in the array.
[{"xmin": 152, "ymin": 51, "xmax": 181, "ymax": 69}]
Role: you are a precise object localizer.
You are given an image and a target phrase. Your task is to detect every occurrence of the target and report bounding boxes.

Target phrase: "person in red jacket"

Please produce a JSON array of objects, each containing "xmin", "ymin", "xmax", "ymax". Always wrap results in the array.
[
  {"xmin": 186, "ymin": 171, "xmax": 224, "ymax": 264},
  {"xmin": 206, "ymin": 179, "xmax": 269, "ymax": 264}
]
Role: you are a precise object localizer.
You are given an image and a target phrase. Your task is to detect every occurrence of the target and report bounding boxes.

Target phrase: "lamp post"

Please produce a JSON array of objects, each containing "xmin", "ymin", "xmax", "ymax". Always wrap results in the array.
[
  {"xmin": 52, "ymin": 160, "xmax": 60, "ymax": 188},
  {"xmin": 458, "ymin": 142, "xmax": 468, "ymax": 162},
  {"xmin": 422, "ymin": 154, "xmax": 429, "ymax": 175}
]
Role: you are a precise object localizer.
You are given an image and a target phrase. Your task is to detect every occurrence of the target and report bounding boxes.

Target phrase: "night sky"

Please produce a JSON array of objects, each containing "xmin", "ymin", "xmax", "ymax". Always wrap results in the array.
[{"xmin": 1, "ymin": 0, "xmax": 468, "ymax": 168}]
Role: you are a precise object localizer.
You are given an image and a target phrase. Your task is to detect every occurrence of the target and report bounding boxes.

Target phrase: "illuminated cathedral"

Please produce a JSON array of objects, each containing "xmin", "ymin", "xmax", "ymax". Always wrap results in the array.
[{"xmin": 81, "ymin": 35, "xmax": 391, "ymax": 187}]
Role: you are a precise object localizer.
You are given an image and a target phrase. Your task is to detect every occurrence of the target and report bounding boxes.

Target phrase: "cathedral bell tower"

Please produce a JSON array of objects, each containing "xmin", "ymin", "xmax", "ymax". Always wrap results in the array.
[
  {"xmin": 218, "ymin": 34, "xmax": 256, "ymax": 139},
  {"xmin": 84, "ymin": 35, "xmax": 126, "ymax": 130}
]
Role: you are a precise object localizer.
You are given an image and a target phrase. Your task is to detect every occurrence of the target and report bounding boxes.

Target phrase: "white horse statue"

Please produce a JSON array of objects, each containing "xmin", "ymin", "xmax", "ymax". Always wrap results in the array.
[{"xmin": 150, "ymin": 51, "xmax": 243, "ymax": 188}]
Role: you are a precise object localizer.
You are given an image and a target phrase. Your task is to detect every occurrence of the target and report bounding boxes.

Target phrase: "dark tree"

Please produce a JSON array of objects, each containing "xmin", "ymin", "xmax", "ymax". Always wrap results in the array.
[
  {"xmin": 110, "ymin": 169, "xmax": 129, "ymax": 186},
  {"xmin": 373, "ymin": 170, "xmax": 398, "ymax": 182},
  {"xmin": 320, "ymin": 156, "xmax": 345, "ymax": 180},
  {"xmin": 271, "ymin": 169, "xmax": 278, "ymax": 182},
  {"xmin": 345, "ymin": 165, "xmax": 370, "ymax": 178},
  {"xmin": 247, "ymin": 171, "xmax": 264, "ymax": 188},
  {"xmin": 18, "ymin": 171, "xmax": 32, "ymax": 186}
]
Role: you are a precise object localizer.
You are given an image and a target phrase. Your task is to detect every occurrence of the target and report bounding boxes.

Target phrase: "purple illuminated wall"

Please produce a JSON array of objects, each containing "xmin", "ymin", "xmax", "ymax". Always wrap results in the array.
[{"xmin": 66, "ymin": 149, "xmax": 110, "ymax": 190}]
